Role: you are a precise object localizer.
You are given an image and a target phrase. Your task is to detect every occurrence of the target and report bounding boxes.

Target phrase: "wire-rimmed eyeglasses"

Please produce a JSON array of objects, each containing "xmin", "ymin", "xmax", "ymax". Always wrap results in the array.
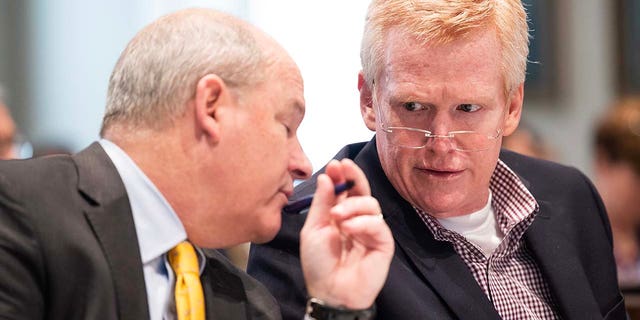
[{"xmin": 381, "ymin": 125, "xmax": 502, "ymax": 152}]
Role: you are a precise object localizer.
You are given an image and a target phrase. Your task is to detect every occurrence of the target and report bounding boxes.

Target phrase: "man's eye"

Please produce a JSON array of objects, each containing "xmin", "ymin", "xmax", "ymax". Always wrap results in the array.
[
  {"xmin": 402, "ymin": 102, "xmax": 425, "ymax": 112},
  {"xmin": 458, "ymin": 104, "xmax": 481, "ymax": 112}
]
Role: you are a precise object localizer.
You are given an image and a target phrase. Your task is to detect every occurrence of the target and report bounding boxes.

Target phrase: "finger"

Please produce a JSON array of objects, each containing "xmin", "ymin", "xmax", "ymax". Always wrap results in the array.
[
  {"xmin": 324, "ymin": 159, "xmax": 346, "ymax": 187},
  {"xmin": 330, "ymin": 196, "xmax": 382, "ymax": 222},
  {"xmin": 339, "ymin": 159, "xmax": 371, "ymax": 196},
  {"xmin": 303, "ymin": 174, "xmax": 336, "ymax": 229},
  {"xmin": 338, "ymin": 214, "xmax": 394, "ymax": 252}
]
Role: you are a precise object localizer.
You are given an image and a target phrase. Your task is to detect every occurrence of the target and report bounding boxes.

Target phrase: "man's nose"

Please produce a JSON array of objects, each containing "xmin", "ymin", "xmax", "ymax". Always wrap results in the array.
[
  {"xmin": 423, "ymin": 113, "xmax": 457, "ymax": 152},
  {"xmin": 424, "ymin": 134, "xmax": 456, "ymax": 153},
  {"xmin": 289, "ymin": 140, "xmax": 312, "ymax": 180}
]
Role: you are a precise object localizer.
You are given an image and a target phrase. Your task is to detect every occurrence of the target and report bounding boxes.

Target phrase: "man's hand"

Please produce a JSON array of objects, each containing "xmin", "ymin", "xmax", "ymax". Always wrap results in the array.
[{"xmin": 300, "ymin": 159, "xmax": 394, "ymax": 309}]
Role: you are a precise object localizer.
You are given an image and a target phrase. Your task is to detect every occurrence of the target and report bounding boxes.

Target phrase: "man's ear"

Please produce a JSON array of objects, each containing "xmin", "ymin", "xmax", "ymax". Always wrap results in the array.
[
  {"xmin": 502, "ymin": 83, "xmax": 524, "ymax": 137},
  {"xmin": 359, "ymin": 72, "xmax": 377, "ymax": 131},
  {"xmin": 194, "ymin": 74, "xmax": 232, "ymax": 142}
]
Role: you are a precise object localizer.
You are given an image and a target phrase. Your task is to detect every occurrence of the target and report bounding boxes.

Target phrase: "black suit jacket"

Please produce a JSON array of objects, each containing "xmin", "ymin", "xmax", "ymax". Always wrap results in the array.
[
  {"xmin": 248, "ymin": 138, "xmax": 627, "ymax": 319},
  {"xmin": 0, "ymin": 143, "xmax": 280, "ymax": 320}
]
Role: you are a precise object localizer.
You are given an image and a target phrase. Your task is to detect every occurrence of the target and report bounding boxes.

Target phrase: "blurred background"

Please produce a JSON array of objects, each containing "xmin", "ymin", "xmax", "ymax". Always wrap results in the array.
[
  {"xmin": 0, "ymin": 0, "xmax": 638, "ymax": 173},
  {"xmin": 0, "ymin": 0, "xmax": 374, "ymax": 168}
]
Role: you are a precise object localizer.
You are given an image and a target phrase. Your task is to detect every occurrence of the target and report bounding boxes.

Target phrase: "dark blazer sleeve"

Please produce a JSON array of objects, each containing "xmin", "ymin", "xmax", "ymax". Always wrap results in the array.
[
  {"xmin": 0, "ymin": 154, "xmax": 124, "ymax": 320},
  {"xmin": 0, "ymin": 170, "xmax": 45, "ymax": 319},
  {"xmin": 0, "ymin": 146, "xmax": 141, "ymax": 320}
]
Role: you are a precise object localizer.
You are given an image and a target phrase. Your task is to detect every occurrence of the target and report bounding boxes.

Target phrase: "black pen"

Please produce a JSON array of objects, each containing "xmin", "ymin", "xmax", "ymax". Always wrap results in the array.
[{"xmin": 282, "ymin": 180, "xmax": 355, "ymax": 214}]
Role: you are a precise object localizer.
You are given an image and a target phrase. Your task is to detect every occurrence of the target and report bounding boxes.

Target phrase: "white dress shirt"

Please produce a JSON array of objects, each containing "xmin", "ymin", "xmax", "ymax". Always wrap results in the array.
[{"xmin": 100, "ymin": 139, "xmax": 205, "ymax": 320}]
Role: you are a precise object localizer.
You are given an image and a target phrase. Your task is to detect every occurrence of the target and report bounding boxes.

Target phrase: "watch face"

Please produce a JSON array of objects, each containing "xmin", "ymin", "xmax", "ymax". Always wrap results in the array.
[{"xmin": 306, "ymin": 298, "xmax": 376, "ymax": 320}]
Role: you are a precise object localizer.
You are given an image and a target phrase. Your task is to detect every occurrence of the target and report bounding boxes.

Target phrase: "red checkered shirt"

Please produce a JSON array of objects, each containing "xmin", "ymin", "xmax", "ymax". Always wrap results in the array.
[{"xmin": 415, "ymin": 159, "xmax": 560, "ymax": 319}]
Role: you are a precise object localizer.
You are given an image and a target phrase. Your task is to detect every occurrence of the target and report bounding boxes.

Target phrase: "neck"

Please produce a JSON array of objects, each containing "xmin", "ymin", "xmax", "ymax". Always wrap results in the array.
[
  {"xmin": 105, "ymin": 125, "xmax": 200, "ymax": 229},
  {"xmin": 103, "ymin": 123, "xmax": 237, "ymax": 248}
]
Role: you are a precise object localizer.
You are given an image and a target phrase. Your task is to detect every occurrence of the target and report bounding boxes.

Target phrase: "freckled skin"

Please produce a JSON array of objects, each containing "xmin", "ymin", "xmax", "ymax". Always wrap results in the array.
[{"xmin": 361, "ymin": 27, "xmax": 523, "ymax": 218}]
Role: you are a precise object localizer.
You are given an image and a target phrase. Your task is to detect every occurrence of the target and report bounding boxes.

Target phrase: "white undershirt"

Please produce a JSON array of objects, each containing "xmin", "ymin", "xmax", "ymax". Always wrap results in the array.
[{"xmin": 436, "ymin": 192, "xmax": 504, "ymax": 257}]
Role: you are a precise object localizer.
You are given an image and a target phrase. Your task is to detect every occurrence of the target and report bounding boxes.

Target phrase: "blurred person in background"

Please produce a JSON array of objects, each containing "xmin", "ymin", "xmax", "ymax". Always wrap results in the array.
[
  {"xmin": 0, "ymin": 86, "xmax": 17, "ymax": 159},
  {"xmin": 502, "ymin": 119, "xmax": 555, "ymax": 160},
  {"xmin": 0, "ymin": 105, "xmax": 16, "ymax": 159},
  {"xmin": 594, "ymin": 97, "xmax": 640, "ymax": 289},
  {"xmin": 0, "ymin": 85, "xmax": 33, "ymax": 159}
]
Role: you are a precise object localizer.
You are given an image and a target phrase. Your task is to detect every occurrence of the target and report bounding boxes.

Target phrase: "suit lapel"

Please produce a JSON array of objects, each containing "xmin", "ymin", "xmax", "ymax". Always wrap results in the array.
[
  {"xmin": 357, "ymin": 140, "xmax": 501, "ymax": 319},
  {"xmin": 386, "ymin": 207, "xmax": 502, "ymax": 319},
  {"xmin": 507, "ymin": 163, "xmax": 603, "ymax": 318},
  {"xmin": 75, "ymin": 143, "xmax": 150, "ymax": 319},
  {"xmin": 525, "ymin": 200, "xmax": 601, "ymax": 318}
]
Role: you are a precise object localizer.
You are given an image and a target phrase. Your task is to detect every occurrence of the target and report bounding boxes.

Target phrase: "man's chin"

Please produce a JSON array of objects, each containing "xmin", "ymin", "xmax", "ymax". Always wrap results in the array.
[
  {"xmin": 251, "ymin": 232, "xmax": 278, "ymax": 244},
  {"xmin": 250, "ymin": 221, "xmax": 282, "ymax": 244}
]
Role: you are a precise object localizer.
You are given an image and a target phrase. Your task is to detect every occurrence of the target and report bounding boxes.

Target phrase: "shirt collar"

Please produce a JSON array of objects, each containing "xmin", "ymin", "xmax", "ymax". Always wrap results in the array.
[
  {"xmin": 489, "ymin": 158, "xmax": 539, "ymax": 223},
  {"xmin": 99, "ymin": 139, "xmax": 187, "ymax": 264}
]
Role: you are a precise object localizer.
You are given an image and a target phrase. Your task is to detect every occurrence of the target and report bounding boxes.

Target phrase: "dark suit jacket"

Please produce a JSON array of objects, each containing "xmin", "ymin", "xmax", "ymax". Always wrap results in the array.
[
  {"xmin": 248, "ymin": 138, "xmax": 627, "ymax": 319},
  {"xmin": 0, "ymin": 143, "xmax": 280, "ymax": 320}
]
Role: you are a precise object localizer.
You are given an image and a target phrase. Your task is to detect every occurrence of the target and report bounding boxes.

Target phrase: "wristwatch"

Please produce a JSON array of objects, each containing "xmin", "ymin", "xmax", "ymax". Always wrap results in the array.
[{"xmin": 305, "ymin": 297, "xmax": 376, "ymax": 320}]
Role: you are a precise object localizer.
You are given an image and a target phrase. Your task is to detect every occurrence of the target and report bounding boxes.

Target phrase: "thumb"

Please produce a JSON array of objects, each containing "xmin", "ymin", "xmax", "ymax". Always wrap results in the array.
[{"xmin": 303, "ymin": 174, "xmax": 336, "ymax": 229}]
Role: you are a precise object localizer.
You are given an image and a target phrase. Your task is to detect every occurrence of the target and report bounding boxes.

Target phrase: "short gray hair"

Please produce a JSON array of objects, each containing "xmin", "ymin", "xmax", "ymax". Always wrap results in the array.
[{"xmin": 101, "ymin": 9, "xmax": 266, "ymax": 134}]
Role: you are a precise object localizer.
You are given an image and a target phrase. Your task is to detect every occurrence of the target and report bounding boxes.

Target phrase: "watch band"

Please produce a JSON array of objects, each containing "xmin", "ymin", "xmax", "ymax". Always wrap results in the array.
[{"xmin": 305, "ymin": 297, "xmax": 376, "ymax": 320}]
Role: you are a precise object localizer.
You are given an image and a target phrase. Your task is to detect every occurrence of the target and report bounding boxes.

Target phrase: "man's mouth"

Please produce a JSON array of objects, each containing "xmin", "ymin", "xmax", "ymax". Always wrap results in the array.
[{"xmin": 417, "ymin": 167, "xmax": 464, "ymax": 179}]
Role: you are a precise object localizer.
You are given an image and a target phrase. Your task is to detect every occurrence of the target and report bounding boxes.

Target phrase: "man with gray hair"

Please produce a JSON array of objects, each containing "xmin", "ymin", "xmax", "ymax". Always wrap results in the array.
[
  {"xmin": 0, "ymin": 8, "xmax": 394, "ymax": 320},
  {"xmin": 0, "ymin": 85, "xmax": 18, "ymax": 159},
  {"xmin": 249, "ymin": 0, "xmax": 626, "ymax": 319}
]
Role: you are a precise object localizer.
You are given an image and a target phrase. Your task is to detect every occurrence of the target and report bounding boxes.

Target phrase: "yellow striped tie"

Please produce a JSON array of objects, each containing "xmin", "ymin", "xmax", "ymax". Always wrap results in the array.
[{"xmin": 168, "ymin": 241, "xmax": 205, "ymax": 320}]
